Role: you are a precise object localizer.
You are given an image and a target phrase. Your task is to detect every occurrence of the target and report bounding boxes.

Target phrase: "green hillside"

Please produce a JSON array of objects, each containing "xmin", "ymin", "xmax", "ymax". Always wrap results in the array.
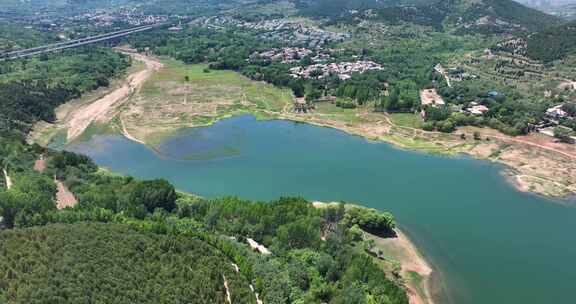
[
  {"xmin": 527, "ymin": 21, "xmax": 576, "ymax": 62},
  {"xmin": 295, "ymin": 0, "xmax": 561, "ymax": 33},
  {"xmin": 452, "ymin": 0, "xmax": 563, "ymax": 32},
  {"xmin": 0, "ymin": 222, "xmax": 255, "ymax": 304}
]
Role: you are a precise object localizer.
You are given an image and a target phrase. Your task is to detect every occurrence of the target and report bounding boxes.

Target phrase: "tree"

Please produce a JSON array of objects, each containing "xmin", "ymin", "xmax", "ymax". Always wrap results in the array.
[
  {"xmin": 275, "ymin": 218, "xmax": 321, "ymax": 250},
  {"xmin": 0, "ymin": 185, "xmax": 55, "ymax": 228},
  {"xmin": 342, "ymin": 207, "xmax": 396, "ymax": 237},
  {"xmin": 553, "ymin": 127, "xmax": 575, "ymax": 144},
  {"xmin": 289, "ymin": 80, "xmax": 305, "ymax": 98},
  {"xmin": 129, "ymin": 179, "xmax": 177, "ymax": 213},
  {"xmin": 473, "ymin": 131, "xmax": 481, "ymax": 140},
  {"xmin": 306, "ymin": 88, "xmax": 322, "ymax": 103},
  {"xmin": 562, "ymin": 103, "xmax": 576, "ymax": 117},
  {"xmin": 438, "ymin": 120, "xmax": 455, "ymax": 133}
]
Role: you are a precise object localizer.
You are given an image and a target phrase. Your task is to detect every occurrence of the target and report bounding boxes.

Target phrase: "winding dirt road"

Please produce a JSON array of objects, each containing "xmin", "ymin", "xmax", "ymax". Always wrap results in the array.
[{"xmin": 66, "ymin": 52, "xmax": 163, "ymax": 142}]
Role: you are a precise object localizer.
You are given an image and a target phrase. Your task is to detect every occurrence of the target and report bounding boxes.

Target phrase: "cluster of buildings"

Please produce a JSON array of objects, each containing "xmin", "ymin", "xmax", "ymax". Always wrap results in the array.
[
  {"xmin": 73, "ymin": 9, "xmax": 167, "ymax": 27},
  {"xmin": 290, "ymin": 61, "xmax": 383, "ymax": 80},
  {"xmin": 253, "ymin": 48, "xmax": 314, "ymax": 63},
  {"xmin": 546, "ymin": 104, "xmax": 571, "ymax": 120},
  {"xmin": 190, "ymin": 16, "xmax": 349, "ymax": 48},
  {"xmin": 537, "ymin": 103, "xmax": 576, "ymax": 139},
  {"xmin": 419, "ymin": 89, "xmax": 491, "ymax": 116},
  {"xmin": 252, "ymin": 47, "xmax": 333, "ymax": 64},
  {"xmin": 466, "ymin": 102, "xmax": 490, "ymax": 115}
]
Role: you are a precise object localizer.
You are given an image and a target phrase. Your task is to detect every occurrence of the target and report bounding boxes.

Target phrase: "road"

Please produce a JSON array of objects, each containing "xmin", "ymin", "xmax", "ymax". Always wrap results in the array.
[{"xmin": 0, "ymin": 24, "xmax": 160, "ymax": 61}]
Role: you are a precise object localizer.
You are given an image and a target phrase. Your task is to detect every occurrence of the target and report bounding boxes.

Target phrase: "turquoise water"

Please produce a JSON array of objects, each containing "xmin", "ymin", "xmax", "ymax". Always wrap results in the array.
[{"xmin": 68, "ymin": 115, "xmax": 576, "ymax": 304}]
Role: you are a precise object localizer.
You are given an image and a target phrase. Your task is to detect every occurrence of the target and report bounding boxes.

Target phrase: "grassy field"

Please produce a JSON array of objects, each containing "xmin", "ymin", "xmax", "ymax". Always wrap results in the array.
[
  {"xmin": 121, "ymin": 59, "xmax": 293, "ymax": 146},
  {"xmin": 388, "ymin": 113, "xmax": 423, "ymax": 128},
  {"xmin": 314, "ymin": 102, "xmax": 364, "ymax": 123}
]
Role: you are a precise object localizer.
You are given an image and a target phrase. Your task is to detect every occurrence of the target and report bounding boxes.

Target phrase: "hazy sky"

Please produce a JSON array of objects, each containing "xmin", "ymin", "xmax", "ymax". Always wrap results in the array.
[{"xmin": 517, "ymin": 0, "xmax": 576, "ymax": 5}]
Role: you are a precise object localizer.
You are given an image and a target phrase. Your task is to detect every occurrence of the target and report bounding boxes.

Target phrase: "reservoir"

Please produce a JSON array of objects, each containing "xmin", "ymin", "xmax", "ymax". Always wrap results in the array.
[{"xmin": 68, "ymin": 115, "xmax": 576, "ymax": 304}]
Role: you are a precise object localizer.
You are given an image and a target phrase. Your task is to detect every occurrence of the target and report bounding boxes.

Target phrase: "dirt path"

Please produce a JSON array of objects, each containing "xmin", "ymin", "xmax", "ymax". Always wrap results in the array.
[
  {"xmin": 66, "ymin": 52, "xmax": 163, "ymax": 141},
  {"xmin": 34, "ymin": 155, "xmax": 46, "ymax": 173},
  {"xmin": 231, "ymin": 263, "xmax": 263, "ymax": 304},
  {"xmin": 487, "ymin": 134, "xmax": 576, "ymax": 160},
  {"xmin": 3, "ymin": 168, "xmax": 12, "ymax": 190},
  {"xmin": 434, "ymin": 64, "xmax": 452, "ymax": 88},
  {"xmin": 247, "ymin": 238, "xmax": 271, "ymax": 255},
  {"xmin": 55, "ymin": 178, "xmax": 77, "ymax": 209},
  {"xmin": 222, "ymin": 275, "xmax": 232, "ymax": 304},
  {"xmin": 249, "ymin": 284, "xmax": 263, "ymax": 304}
]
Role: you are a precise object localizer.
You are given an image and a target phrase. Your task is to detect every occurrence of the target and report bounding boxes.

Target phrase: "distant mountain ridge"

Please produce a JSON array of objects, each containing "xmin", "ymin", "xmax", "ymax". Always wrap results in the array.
[{"xmin": 294, "ymin": 0, "xmax": 562, "ymax": 33}]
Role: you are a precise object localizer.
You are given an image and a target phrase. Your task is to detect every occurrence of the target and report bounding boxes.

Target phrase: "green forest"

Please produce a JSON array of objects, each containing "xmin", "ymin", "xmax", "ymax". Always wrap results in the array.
[{"xmin": 0, "ymin": 222, "xmax": 255, "ymax": 304}]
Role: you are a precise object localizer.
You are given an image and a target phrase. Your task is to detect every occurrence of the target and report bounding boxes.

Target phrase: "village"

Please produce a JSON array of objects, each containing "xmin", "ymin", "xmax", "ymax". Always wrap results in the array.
[
  {"xmin": 71, "ymin": 8, "xmax": 168, "ymax": 27},
  {"xmin": 252, "ymin": 47, "xmax": 315, "ymax": 63},
  {"xmin": 9, "ymin": 7, "xmax": 169, "ymax": 33},
  {"xmin": 289, "ymin": 60, "xmax": 383, "ymax": 80},
  {"xmin": 190, "ymin": 16, "xmax": 349, "ymax": 48}
]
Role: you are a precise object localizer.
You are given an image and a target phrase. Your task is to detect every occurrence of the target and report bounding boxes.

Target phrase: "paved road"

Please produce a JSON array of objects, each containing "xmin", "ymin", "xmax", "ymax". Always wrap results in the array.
[{"xmin": 0, "ymin": 24, "xmax": 160, "ymax": 61}]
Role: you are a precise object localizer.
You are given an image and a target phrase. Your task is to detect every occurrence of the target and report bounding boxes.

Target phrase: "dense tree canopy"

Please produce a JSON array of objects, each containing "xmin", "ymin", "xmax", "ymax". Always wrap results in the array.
[{"xmin": 0, "ymin": 222, "xmax": 255, "ymax": 304}]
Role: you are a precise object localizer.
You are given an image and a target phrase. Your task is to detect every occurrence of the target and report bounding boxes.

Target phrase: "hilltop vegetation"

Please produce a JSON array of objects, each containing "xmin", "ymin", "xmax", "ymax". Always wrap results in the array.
[
  {"xmin": 451, "ymin": 0, "xmax": 562, "ymax": 32},
  {"xmin": 527, "ymin": 21, "xmax": 576, "ymax": 62},
  {"xmin": 0, "ymin": 222, "xmax": 254, "ymax": 304},
  {"xmin": 296, "ymin": 0, "xmax": 560, "ymax": 33}
]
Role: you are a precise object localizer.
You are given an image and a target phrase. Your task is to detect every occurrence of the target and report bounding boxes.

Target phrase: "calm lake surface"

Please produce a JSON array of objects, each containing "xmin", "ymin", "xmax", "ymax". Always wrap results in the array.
[{"xmin": 68, "ymin": 115, "xmax": 576, "ymax": 304}]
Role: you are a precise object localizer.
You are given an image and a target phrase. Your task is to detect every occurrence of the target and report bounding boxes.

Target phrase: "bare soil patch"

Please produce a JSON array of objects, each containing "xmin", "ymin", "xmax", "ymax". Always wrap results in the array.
[
  {"xmin": 65, "ymin": 52, "xmax": 163, "ymax": 141},
  {"xmin": 34, "ymin": 155, "xmax": 46, "ymax": 173},
  {"xmin": 55, "ymin": 179, "xmax": 77, "ymax": 209}
]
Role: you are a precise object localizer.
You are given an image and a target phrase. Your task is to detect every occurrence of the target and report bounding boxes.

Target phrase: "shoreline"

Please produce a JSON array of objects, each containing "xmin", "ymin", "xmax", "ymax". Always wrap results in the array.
[
  {"xmin": 272, "ymin": 114, "xmax": 576, "ymax": 199},
  {"xmin": 57, "ymin": 109, "xmax": 575, "ymax": 202},
  {"xmin": 118, "ymin": 112, "xmax": 576, "ymax": 199},
  {"xmin": 393, "ymin": 228, "xmax": 437, "ymax": 304},
  {"xmin": 312, "ymin": 201, "xmax": 438, "ymax": 304},
  {"xmin": 30, "ymin": 52, "xmax": 574, "ymax": 199}
]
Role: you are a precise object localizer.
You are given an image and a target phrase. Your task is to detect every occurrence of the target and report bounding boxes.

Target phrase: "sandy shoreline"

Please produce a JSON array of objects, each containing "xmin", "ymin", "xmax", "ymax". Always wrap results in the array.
[
  {"xmin": 393, "ymin": 228, "xmax": 436, "ymax": 304},
  {"xmin": 312, "ymin": 201, "xmax": 437, "ymax": 304}
]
